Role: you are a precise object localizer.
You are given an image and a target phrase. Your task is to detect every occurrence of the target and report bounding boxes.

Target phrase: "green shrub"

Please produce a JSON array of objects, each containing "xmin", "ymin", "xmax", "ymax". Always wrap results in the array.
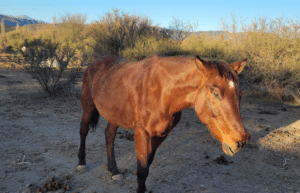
[
  {"xmin": 180, "ymin": 34, "xmax": 232, "ymax": 59},
  {"xmin": 120, "ymin": 36, "xmax": 185, "ymax": 60},
  {"xmin": 89, "ymin": 8, "xmax": 162, "ymax": 56}
]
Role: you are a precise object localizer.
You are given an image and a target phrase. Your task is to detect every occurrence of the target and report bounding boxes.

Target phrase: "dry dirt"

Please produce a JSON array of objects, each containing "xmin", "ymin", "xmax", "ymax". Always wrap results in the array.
[{"xmin": 0, "ymin": 69, "xmax": 300, "ymax": 193}]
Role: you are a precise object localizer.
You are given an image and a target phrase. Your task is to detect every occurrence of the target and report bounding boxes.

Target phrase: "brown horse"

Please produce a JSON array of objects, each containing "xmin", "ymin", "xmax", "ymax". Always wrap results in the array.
[{"xmin": 77, "ymin": 54, "xmax": 250, "ymax": 193}]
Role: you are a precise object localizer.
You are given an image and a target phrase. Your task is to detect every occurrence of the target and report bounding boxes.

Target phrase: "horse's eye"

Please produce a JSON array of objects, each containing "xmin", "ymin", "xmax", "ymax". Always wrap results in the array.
[{"xmin": 212, "ymin": 89, "xmax": 222, "ymax": 100}]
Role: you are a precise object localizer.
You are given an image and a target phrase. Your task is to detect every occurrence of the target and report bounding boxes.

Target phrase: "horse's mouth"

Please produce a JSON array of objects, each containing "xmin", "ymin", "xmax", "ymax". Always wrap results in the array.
[{"xmin": 222, "ymin": 141, "xmax": 246, "ymax": 156}]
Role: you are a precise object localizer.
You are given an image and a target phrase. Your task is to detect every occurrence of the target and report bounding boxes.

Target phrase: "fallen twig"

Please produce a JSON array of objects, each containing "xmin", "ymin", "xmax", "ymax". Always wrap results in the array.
[
  {"xmin": 283, "ymin": 158, "xmax": 289, "ymax": 166},
  {"xmin": 17, "ymin": 162, "xmax": 31, "ymax": 164}
]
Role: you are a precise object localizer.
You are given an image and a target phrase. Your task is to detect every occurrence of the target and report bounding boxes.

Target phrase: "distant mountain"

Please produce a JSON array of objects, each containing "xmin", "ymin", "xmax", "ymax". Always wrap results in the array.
[
  {"xmin": 0, "ymin": 14, "xmax": 47, "ymax": 27},
  {"xmin": 15, "ymin": 15, "xmax": 33, "ymax": 20}
]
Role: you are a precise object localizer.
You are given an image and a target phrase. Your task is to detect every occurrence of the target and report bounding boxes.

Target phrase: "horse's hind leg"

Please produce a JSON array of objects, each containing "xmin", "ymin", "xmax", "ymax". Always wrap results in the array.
[
  {"xmin": 105, "ymin": 122, "xmax": 120, "ymax": 175},
  {"xmin": 78, "ymin": 68, "xmax": 99, "ymax": 168},
  {"xmin": 78, "ymin": 105, "xmax": 99, "ymax": 166}
]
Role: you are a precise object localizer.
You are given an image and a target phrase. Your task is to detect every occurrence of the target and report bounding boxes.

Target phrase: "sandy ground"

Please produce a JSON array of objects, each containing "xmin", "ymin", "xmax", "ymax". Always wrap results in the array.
[{"xmin": 0, "ymin": 69, "xmax": 300, "ymax": 193}]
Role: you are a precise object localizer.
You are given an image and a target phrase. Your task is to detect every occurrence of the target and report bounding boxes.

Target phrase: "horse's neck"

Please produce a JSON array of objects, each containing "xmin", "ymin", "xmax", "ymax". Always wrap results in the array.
[{"xmin": 165, "ymin": 63, "xmax": 201, "ymax": 116}]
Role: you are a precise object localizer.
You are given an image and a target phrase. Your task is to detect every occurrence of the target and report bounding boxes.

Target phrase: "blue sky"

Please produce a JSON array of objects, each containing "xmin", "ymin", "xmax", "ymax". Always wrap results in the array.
[{"xmin": 1, "ymin": 0, "xmax": 299, "ymax": 31}]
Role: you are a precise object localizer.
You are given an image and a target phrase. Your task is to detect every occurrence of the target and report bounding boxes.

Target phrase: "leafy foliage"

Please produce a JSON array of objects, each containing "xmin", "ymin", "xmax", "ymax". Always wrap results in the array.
[
  {"xmin": 89, "ymin": 8, "xmax": 162, "ymax": 56},
  {"xmin": 180, "ymin": 34, "xmax": 231, "ymax": 59},
  {"xmin": 121, "ymin": 36, "xmax": 185, "ymax": 60}
]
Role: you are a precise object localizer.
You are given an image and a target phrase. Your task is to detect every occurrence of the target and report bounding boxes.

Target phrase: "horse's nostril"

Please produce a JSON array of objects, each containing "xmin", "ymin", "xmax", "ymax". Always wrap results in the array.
[{"xmin": 236, "ymin": 141, "xmax": 245, "ymax": 148}]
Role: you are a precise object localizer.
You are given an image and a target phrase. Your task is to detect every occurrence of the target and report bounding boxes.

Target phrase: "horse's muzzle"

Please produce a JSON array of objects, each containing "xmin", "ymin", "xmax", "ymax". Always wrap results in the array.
[{"xmin": 222, "ymin": 141, "xmax": 247, "ymax": 156}]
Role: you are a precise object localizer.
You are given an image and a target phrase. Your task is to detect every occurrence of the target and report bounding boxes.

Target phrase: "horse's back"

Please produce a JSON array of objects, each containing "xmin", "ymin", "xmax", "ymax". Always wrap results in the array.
[{"xmin": 84, "ymin": 55, "xmax": 127, "ymax": 86}]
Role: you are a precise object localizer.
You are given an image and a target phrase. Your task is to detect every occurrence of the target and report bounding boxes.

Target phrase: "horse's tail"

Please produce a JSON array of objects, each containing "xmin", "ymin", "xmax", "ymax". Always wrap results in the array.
[
  {"xmin": 81, "ymin": 65, "xmax": 100, "ymax": 132},
  {"xmin": 90, "ymin": 108, "xmax": 99, "ymax": 132}
]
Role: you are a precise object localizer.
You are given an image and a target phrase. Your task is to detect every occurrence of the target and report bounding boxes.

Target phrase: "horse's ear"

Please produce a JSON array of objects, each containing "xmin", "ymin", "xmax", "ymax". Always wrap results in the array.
[
  {"xmin": 230, "ymin": 59, "xmax": 247, "ymax": 74},
  {"xmin": 195, "ymin": 55, "xmax": 208, "ymax": 71}
]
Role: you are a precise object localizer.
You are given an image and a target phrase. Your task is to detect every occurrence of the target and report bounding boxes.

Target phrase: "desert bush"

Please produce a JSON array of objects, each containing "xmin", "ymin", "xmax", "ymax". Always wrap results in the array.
[
  {"xmin": 53, "ymin": 12, "xmax": 95, "ymax": 67},
  {"xmin": 120, "ymin": 17, "xmax": 199, "ymax": 60},
  {"xmin": 168, "ymin": 17, "xmax": 198, "ymax": 43},
  {"xmin": 6, "ymin": 31, "xmax": 29, "ymax": 51},
  {"xmin": 220, "ymin": 14, "xmax": 300, "ymax": 103},
  {"xmin": 0, "ymin": 34, "xmax": 9, "ymax": 50},
  {"xmin": 6, "ymin": 23, "xmax": 42, "ymax": 50},
  {"xmin": 18, "ymin": 37, "xmax": 77, "ymax": 97},
  {"xmin": 120, "ymin": 36, "xmax": 186, "ymax": 60},
  {"xmin": 15, "ymin": 13, "xmax": 96, "ymax": 68},
  {"xmin": 180, "ymin": 34, "xmax": 232, "ymax": 59},
  {"xmin": 89, "ymin": 8, "xmax": 162, "ymax": 56}
]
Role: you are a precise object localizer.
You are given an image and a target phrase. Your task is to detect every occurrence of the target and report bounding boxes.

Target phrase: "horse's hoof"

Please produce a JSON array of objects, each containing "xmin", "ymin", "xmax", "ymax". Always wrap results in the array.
[
  {"xmin": 112, "ymin": 174, "xmax": 123, "ymax": 181},
  {"xmin": 77, "ymin": 165, "xmax": 88, "ymax": 172}
]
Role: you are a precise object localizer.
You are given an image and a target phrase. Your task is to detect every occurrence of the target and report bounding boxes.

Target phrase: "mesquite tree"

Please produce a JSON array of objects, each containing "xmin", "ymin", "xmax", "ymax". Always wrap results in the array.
[{"xmin": 19, "ymin": 37, "xmax": 76, "ymax": 96}]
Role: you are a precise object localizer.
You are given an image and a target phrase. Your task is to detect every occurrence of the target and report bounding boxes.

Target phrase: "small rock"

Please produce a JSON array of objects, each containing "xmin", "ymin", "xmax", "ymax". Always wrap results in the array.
[
  {"xmin": 76, "ymin": 165, "xmax": 88, "ymax": 172},
  {"xmin": 198, "ymin": 184, "xmax": 206, "ymax": 190},
  {"xmin": 25, "ymin": 183, "xmax": 32, "ymax": 188},
  {"xmin": 112, "ymin": 174, "xmax": 124, "ymax": 181}
]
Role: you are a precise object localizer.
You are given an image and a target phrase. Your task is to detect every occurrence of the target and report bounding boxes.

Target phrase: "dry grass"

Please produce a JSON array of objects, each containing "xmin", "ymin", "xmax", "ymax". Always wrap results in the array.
[
  {"xmin": 0, "ymin": 51, "xmax": 24, "ymax": 69},
  {"xmin": 218, "ymin": 14, "xmax": 300, "ymax": 104}
]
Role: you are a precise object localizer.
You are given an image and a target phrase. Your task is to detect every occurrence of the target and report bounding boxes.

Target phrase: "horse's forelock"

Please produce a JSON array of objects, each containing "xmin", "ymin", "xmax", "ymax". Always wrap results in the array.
[{"xmin": 211, "ymin": 60, "xmax": 238, "ymax": 83}]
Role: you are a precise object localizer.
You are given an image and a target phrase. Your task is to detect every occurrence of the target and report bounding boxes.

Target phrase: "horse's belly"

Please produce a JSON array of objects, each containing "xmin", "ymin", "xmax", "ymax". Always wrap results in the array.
[
  {"xmin": 93, "ymin": 91, "xmax": 137, "ymax": 129},
  {"xmin": 91, "ymin": 68, "xmax": 142, "ymax": 129}
]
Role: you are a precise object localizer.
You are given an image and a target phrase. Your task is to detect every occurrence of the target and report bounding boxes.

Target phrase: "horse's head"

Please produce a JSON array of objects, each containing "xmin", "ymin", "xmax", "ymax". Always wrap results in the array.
[{"xmin": 193, "ymin": 56, "xmax": 250, "ymax": 156}]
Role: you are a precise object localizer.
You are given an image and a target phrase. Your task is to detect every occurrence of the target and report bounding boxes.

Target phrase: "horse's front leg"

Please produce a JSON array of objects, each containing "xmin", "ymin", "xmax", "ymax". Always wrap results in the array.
[
  {"xmin": 134, "ymin": 128, "xmax": 150, "ymax": 193},
  {"xmin": 134, "ymin": 113, "xmax": 182, "ymax": 192},
  {"xmin": 134, "ymin": 129, "xmax": 168, "ymax": 193}
]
